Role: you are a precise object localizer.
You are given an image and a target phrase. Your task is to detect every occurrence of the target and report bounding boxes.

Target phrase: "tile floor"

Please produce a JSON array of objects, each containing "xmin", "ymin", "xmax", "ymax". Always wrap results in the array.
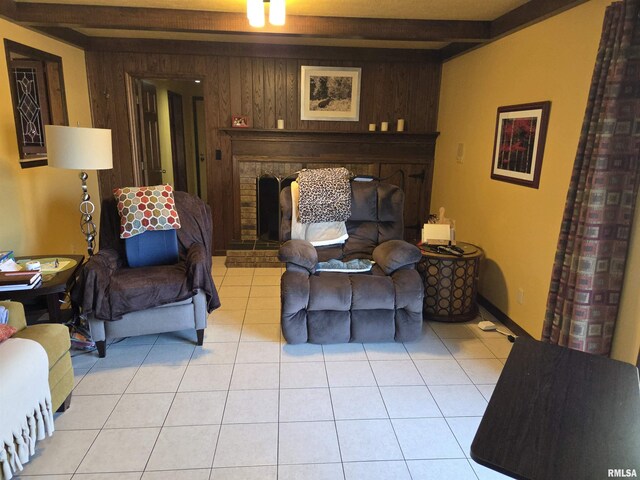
[{"xmin": 16, "ymin": 257, "xmax": 513, "ymax": 480}]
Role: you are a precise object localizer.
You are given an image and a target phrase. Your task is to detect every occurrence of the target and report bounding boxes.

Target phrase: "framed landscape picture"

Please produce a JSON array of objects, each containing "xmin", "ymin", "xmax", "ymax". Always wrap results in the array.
[
  {"xmin": 490, "ymin": 101, "xmax": 551, "ymax": 189},
  {"xmin": 300, "ymin": 66, "xmax": 361, "ymax": 121}
]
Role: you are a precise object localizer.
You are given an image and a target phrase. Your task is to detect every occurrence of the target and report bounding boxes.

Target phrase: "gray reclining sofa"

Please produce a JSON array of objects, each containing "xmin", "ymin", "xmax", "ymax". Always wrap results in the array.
[{"xmin": 278, "ymin": 180, "xmax": 424, "ymax": 344}]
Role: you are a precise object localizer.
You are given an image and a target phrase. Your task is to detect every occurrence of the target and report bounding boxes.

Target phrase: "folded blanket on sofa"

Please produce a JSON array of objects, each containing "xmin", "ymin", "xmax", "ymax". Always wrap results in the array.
[
  {"xmin": 316, "ymin": 259, "xmax": 374, "ymax": 273},
  {"xmin": 291, "ymin": 181, "xmax": 348, "ymax": 247},
  {"xmin": 297, "ymin": 167, "xmax": 351, "ymax": 224},
  {"xmin": 1, "ymin": 338, "xmax": 54, "ymax": 480}
]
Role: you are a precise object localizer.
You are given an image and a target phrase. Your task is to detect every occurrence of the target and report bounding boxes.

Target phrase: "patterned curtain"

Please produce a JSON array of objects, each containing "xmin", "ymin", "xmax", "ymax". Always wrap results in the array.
[{"xmin": 542, "ymin": 0, "xmax": 640, "ymax": 355}]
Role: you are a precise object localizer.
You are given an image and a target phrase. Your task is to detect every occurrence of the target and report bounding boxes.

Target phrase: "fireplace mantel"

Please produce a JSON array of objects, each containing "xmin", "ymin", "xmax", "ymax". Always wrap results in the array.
[{"xmin": 220, "ymin": 129, "xmax": 439, "ymax": 164}]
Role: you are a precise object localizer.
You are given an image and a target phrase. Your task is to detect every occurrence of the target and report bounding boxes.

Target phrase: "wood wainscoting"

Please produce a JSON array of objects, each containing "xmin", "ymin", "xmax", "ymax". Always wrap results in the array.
[{"xmin": 85, "ymin": 44, "xmax": 442, "ymax": 253}]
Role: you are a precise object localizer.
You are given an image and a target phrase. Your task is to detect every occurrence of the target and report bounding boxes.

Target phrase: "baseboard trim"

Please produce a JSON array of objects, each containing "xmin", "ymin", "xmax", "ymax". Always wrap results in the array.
[{"xmin": 477, "ymin": 295, "xmax": 533, "ymax": 340}]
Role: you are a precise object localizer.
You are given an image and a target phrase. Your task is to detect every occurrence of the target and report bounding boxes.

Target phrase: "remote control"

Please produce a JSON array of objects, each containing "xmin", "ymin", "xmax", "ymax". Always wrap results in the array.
[
  {"xmin": 436, "ymin": 245, "xmax": 464, "ymax": 257},
  {"xmin": 449, "ymin": 245, "xmax": 464, "ymax": 254}
]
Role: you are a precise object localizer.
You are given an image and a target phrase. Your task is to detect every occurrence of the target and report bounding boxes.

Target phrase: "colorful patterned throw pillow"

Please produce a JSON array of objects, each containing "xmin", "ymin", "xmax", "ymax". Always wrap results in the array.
[
  {"xmin": 114, "ymin": 184, "xmax": 181, "ymax": 239},
  {"xmin": 0, "ymin": 324, "xmax": 17, "ymax": 342}
]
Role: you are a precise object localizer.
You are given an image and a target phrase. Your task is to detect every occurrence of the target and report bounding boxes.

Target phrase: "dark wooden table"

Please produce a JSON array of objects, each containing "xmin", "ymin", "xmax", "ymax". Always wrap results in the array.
[
  {"xmin": 0, "ymin": 254, "xmax": 84, "ymax": 322},
  {"xmin": 471, "ymin": 337, "xmax": 640, "ymax": 480}
]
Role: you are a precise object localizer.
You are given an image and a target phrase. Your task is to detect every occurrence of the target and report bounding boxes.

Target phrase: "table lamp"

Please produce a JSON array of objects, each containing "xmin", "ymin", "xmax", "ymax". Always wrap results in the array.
[{"xmin": 45, "ymin": 125, "xmax": 113, "ymax": 257}]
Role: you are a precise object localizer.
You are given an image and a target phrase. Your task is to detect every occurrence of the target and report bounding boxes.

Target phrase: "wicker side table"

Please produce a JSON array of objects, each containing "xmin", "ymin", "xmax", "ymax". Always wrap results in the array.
[{"xmin": 417, "ymin": 242, "xmax": 484, "ymax": 322}]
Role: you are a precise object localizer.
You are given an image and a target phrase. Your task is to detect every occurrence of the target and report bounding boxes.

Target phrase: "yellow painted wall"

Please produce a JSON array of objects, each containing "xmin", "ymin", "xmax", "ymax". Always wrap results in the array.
[
  {"xmin": 0, "ymin": 18, "xmax": 97, "ymax": 256},
  {"xmin": 433, "ymin": 0, "xmax": 612, "ymax": 338}
]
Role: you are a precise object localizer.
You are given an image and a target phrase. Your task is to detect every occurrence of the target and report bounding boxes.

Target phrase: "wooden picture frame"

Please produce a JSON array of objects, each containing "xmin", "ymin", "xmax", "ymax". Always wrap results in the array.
[
  {"xmin": 300, "ymin": 65, "xmax": 361, "ymax": 122},
  {"xmin": 231, "ymin": 114, "xmax": 249, "ymax": 128},
  {"xmin": 490, "ymin": 101, "xmax": 551, "ymax": 189}
]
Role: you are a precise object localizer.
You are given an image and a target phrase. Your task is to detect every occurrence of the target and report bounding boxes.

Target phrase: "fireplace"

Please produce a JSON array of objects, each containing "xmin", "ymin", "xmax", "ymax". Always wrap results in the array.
[
  {"xmin": 257, "ymin": 173, "xmax": 295, "ymax": 241},
  {"xmin": 238, "ymin": 161, "xmax": 302, "ymax": 241},
  {"xmin": 239, "ymin": 161, "xmax": 377, "ymax": 241},
  {"xmin": 223, "ymin": 129, "xmax": 439, "ymax": 245}
]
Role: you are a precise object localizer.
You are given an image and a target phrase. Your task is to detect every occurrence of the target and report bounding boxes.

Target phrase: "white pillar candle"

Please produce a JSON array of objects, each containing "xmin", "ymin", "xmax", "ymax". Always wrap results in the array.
[
  {"xmin": 397, "ymin": 119, "xmax": 405, "ymax": 131},
  {"xmin": 369, "ymin": 123, "xmax": 376, "ymax": 131},
  {"xmin": 277, "ymin": 119, "xmax": 285, "ymax": 129},
  {"xmin": 381, "ymin": 122, "xmax": 389, "ymax": 132}
]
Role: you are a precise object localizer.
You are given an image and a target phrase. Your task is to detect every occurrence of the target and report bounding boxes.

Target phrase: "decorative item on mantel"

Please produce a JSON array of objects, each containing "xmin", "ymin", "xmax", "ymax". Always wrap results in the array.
[
  {"xmin": 368, "ymin": 123, "xmax": 376, "ymax": 131},
  {"xmin": 277, "ymin": 119, "xmax": 285, "ymax": 130},
  {"xmin": 381, "ymin": 122, "xmax": 389, "ymax": 132},
  {"xmin": 232, "ymin": 115, "xmax": 250, "ymax": 128},
  {"xmin": 397, "ymin": 119, "xmax": 405, "ymax": 132}
]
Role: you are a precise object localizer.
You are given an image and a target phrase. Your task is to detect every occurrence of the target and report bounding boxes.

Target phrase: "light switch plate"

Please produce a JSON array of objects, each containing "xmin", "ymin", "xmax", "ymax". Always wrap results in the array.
[{"xmin": 456, "ymin": 143, "xmax": 464, "ymax": 163}]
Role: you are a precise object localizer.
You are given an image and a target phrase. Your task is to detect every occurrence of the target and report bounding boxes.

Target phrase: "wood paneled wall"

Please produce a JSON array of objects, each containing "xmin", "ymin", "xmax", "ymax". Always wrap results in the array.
[{"xmin": 85, "ymin": 45, "xmax": 442, "ymax": 253}]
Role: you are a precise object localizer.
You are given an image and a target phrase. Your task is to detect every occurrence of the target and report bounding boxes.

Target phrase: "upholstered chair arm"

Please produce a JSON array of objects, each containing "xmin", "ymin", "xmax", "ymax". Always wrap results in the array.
[
  {"xmin": 1, "ymin": 301, "xmax": 27, "ymax": 332},
  {"xmin": 373, "ymin": 240, "xmax": 422, "ymax": 275},
  {"xmin": 185, "ymin": 242, "xmax": 211, "ymax": 288},
  {"xmin": 70, "ymin": 247, "xmax": 122, "ymax": 319},
  {"xmin": 278, "ymin": 240, "xmax": 318, "ymax": 274},
  {"xmin": 91, "ymin": 247, "xmax": 123, "ymax": 270}
]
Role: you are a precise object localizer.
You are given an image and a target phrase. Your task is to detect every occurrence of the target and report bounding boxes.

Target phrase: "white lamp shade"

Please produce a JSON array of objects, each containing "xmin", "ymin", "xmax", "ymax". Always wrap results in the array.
[
  {"xmin": 269, "ymin": 0, "xmax": 286, "ymax": 26},
  {"xmin": 247, "ymin": 0, "xmax": 265, "ymax": 27},
  {"xmin": 45, "ymin": 125, "xmax": 113, "ymax": 170}
]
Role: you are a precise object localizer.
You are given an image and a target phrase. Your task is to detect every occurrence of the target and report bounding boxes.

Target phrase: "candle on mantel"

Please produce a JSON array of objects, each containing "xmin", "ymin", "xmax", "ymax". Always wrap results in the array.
[
  {"xmin": 397, "ymin": 119, "xmax": 405, "ymax": 132},
  {"xmin": 369, "ymin": 123, "xmax": 376, "ymax": 131},
  {"xmin": 381, "ymin": 122, "xmax": 389, "ymax": 132},
  {"xmin": 277, "ymin": 119, "xmax": 285, "ymax": 130}
]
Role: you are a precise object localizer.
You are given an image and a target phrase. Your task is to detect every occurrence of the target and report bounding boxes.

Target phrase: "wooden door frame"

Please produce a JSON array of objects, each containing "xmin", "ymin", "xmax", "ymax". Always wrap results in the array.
[
  {"xmin": 192, "ymin": 95, "xmax": 204, "ymax": 198},
  {"xmin": 124, "ymin": 73, "xmax": 145, "ymax": 186},
  {"xmin": 167, "ymin": 89, "xmax": 188, "ymax": 192},
  {"xmin": 126, "ymin": 73, "xmax": 203, "ymax": 188}
]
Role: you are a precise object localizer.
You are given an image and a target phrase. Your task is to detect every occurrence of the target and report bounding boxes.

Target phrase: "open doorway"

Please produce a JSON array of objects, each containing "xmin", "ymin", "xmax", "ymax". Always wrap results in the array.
[{"xmin": 128, "ymin": 77, "xmax": 207, "ymax": 199}]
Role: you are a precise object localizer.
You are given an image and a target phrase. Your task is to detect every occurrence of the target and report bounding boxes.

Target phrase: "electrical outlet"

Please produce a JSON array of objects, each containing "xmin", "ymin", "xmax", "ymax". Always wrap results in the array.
[
  {"xmin": 517, "ymin": 288, "xmax": 525, "ymax": 305},
  {"xmin": 456, "ymin": 143, "xmax": 464, "ymax": 164}
]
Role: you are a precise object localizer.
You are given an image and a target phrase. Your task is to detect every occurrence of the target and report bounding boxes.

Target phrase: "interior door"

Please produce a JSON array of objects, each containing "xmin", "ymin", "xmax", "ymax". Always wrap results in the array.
[
  {"xmin": 137, "ymin": 80, "xmax": 163, "ymax": 185},
  {"xmin": 168, "ymin": 90, "xmax": 188, "ymax": 192}
]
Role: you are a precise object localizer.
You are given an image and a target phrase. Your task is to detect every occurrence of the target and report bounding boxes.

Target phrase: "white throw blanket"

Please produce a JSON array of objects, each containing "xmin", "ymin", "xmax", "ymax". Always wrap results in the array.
[
  {"xmin": 291, "ymin": 181, "xmax": 348, "ymax": 246},
  {"xmin": 0, "ymin": 338, "xmax": 54, "ymax": 480}
]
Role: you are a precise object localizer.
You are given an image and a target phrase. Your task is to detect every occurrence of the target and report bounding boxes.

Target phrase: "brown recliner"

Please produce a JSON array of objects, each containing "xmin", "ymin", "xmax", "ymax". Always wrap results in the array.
[
  {"xmin": 72, "ymin": 191, "xmax": 220, "ymax": 357},
  {"xmin": 278, "ymin": 180, "xmax": 424, "ymax": 344}
]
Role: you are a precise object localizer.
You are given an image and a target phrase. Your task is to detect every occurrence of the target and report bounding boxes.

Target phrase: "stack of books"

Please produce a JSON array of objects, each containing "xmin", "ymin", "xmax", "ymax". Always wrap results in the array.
[{"xmin": 0, "ymin": 270, "xmax": 42, "ymax": 291}]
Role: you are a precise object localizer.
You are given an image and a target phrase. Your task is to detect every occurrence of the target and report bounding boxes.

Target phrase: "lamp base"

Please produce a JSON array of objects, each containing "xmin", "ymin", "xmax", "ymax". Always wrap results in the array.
[{"xmin": 79, "ymin": 171, "xmax": 97, "ymax": 256}]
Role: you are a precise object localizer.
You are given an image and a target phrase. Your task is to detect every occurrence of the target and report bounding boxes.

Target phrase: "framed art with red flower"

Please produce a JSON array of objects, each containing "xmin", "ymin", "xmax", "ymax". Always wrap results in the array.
[{"xmin": 491, "ymin": 101, "xmax": 551, "ymax": 189}]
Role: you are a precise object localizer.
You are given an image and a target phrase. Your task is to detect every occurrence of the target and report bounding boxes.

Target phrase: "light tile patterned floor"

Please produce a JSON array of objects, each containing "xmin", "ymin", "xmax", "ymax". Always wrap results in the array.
[{"xmin": 17, "ymin": 257, "xmax": 512, "ymax": 480}]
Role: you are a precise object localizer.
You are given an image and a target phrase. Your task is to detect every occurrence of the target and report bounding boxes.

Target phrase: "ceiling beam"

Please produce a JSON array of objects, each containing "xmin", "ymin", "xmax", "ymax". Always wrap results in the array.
[
  {"xmin": 87, "ymin": 37, "xmax": 441, "ymax": 63},
  {"xmin": 438, "ymin": 42, "xmax": 482, "ymax": 61},
  {"xmin": 491, "ymin": 0, "xmax": 589, "ymax": 39},
  {"xmin": 14, "ymin": 3, "xmax": 491, "ymax": 43},
  {"xmin": 34, "ymin": 26, "xmax": 90, "ymax": 48},
  {"xmin": 438, "ymin": 0, "xmax": 590, "ymax": 62},
  {"xmin": 0, "ymin": 0, "xmax": 16, "ymax": 19}
]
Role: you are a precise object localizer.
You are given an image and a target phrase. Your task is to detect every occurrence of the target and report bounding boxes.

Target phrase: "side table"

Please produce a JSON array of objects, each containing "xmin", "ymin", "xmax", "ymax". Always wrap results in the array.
[
  {"xmin": 0, "ymin": 254, "xmax": 84, "ymax": 323},
  {"xmin": 417, "ymin": 242, "xmax": 484, "ymax": 322}
]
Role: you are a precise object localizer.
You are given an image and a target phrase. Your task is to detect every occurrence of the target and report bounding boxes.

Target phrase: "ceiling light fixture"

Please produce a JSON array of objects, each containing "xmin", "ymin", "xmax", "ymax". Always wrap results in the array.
[
  {"xmin": 247, "ymin": 0, "xmax": 285, "ymax": 28},
  {"xmin": 269, "ymin": 0, "xmax": 286, "ymax": 26}
]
